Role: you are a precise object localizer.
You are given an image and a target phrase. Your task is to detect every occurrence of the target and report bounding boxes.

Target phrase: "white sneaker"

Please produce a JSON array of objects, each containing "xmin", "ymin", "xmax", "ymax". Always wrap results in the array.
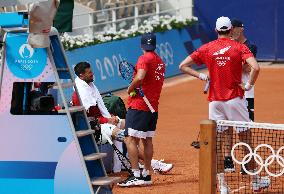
[
  {"xmin": 251, "ymin": 176, "xmax": 271, "ymax": 192},
  {"xmin": 220, "ymin": 185, "xmax": 230, "ymax": 194},
  {"xmin": 151, "ymin": 159, "xmax": 173, "ymax": 173},
  {"xmin": 217, "ymin": 173, "xmax": 230, "ymax": 194}
]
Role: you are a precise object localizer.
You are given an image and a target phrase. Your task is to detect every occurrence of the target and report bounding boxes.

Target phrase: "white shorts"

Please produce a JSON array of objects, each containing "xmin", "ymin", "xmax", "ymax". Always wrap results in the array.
[
  {"xmin": 99, "ymin": 123, "xmax": 116, "ymax": 144},
  {"xmin": 209, "ymin": 97, "xmax": 250, "ymax": 133}
]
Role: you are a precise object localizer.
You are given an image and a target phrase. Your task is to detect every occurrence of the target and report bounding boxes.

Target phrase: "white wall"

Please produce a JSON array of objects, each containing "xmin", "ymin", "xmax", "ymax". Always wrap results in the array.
[{"xmin": 167, "ymin": 0, "xmax": 193, "ymax": 19}]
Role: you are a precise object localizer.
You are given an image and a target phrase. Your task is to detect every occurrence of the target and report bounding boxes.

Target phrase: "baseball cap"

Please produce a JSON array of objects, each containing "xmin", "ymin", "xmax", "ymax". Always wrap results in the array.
[
  {"xmin": 141, "ymin": 33, "xmax": 156, "ymax": 51},
  {"xmin": 216, "ymin": 16, "xmax": 232, "ymax": 31},
  {"xmin": 231, "ymin": 18, "xmax": 244, "ymax": 27}
]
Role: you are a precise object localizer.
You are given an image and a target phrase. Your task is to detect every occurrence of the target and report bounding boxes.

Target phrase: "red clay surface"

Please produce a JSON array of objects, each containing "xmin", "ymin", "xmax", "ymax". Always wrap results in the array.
[{"xmin": 113, "ymin": 65, "xmax": 284, "ymax": 194}]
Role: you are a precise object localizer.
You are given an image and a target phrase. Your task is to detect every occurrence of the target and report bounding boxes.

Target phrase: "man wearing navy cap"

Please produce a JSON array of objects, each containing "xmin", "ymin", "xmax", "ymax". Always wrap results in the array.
[
  {"xmin": 118, "ymin": 33, "xmax": 166, "ymax": 187},
  {"xmin": 231, "ymin": 18, "xmax": 257, "ymax": 123}
]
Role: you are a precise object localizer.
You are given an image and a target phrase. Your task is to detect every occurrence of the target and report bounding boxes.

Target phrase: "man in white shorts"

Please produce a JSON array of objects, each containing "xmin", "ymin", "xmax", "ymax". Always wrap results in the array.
[
  {"xmin": 179, "ymin": 17, "xmax": 269, "ymax": 192},
  {"xmin": 73, "ymin": 61, "xmax": 173, "ymax": 174}
]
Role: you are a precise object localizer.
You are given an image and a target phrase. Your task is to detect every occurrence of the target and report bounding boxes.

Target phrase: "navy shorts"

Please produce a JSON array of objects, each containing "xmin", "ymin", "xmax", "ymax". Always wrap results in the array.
[{"xmin": 124, "ymin": 108, "xmax": 158, "ymax": 138}]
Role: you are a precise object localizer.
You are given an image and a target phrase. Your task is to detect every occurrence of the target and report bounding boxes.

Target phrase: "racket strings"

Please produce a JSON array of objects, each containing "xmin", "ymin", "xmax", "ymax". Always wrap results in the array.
[{"xmin": 119, "ymin": 61, "xmax": 135, "ymax": 83}]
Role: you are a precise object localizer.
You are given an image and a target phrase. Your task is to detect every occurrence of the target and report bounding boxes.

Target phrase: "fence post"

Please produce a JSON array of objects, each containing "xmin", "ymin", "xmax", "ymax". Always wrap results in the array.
[
  {"xmin": 88, "ymin": 12, "xmax": 94, "ymax": 37},
  {"xmin": 155, "ymin": 1, "xmax": 160, "ymax": 16},
  {"xmin": 134, "ymin": 4, "xmax": 139, "ymax": 28},
  {"xmin": 199, "ymin": 120, "xmax": 216, "ymax": 194},
  {"xmin": 111, "ymin": 9, "xmax": 117, "ymax": 32}
]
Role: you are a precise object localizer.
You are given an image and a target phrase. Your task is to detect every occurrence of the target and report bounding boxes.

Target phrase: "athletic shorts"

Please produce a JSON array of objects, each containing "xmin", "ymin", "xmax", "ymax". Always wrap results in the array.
[
  {"xmin": 124, "ymin": 108, "xmax": 158, "ymax": 139},
  {"xmin": 209, "ymin": 97, "xmax": 250, "ymax": 133}
]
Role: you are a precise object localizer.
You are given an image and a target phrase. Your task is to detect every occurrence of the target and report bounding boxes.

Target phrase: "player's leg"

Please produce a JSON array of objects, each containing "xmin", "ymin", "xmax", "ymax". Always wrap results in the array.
[
  {"xmin": 118, "ymin": 109, "xmax": 147, "ymax": 187},
  {"xmin": 141, "ymin": 137, "xmax": 153, "ymax": 185},
  {"xmin": 228, "ymin": 97, "xmax": 270, "ymax": 191},
  {"xmin": 209, "ymin": 101, "xmax": 230, "ymax": 192},
  {"xmin": 100, "ymin": 124, "xmax": 123, "ymax": 172},
  {"xmin": 139, "ymin": 111, "xmax": 158, "ymax": 185}
]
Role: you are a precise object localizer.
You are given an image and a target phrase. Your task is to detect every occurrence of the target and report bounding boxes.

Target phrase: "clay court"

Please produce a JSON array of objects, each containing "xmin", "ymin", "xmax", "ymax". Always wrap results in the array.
[{"xmin": 113, "ymin": 64, "xmax": 284, "ymax": 194}]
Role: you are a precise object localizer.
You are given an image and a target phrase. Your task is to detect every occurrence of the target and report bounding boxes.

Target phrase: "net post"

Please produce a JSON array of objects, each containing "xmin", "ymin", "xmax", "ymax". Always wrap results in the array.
[{"xmin": 199, "ymin": 120, "xmax": 216, "ymax": 194}]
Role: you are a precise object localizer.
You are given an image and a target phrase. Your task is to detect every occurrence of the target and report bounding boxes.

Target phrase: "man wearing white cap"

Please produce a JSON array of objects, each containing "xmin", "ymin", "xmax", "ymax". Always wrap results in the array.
[{"xmin": 179, "ymin": 16, "xmax": 270, "ymax": 193}]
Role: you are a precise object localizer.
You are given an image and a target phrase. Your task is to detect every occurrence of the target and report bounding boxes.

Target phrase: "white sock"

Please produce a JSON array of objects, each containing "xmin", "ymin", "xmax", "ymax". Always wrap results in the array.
[
  {"xmin": 132, "ymin": 169, "xmax": 140, "ymax": 177},
  {"xmin": 142, "ymin": 169, "xmax": 150, "ymax": 177}
]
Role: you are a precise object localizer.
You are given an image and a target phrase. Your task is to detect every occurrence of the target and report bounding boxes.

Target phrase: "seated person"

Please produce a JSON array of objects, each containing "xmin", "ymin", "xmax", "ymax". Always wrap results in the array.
[{"xmin": 73, "ymin": 61, "xmax": 173, "ymax": 173}]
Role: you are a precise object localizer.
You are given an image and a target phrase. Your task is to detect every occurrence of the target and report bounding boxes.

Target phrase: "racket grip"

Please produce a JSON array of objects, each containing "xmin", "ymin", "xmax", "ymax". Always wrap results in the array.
[
  {"xmin": 138, "ymin": 89, "xmax": 155, "ymax": 113},
  {"xmin": 142, "ymin": 96, "xmax": 155, "ymax": 113},
  {"xmin": 204, "ymin": 80, "xmax": 210, "ymax": 94}
]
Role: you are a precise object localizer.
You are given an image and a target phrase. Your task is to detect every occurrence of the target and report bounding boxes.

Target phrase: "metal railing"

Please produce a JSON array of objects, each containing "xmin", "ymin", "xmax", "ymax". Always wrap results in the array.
[{"xmin": 72, "ymin": 0, "xmax": 193, "ymax": 36}]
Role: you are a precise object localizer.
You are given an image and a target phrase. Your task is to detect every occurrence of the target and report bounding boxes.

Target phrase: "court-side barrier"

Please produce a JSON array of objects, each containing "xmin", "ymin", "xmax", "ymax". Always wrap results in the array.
[
  {"xmin": 194, "ymin": 0, "xmax": 284, "ymax": 61},
  {"xmin": 65, "ymin": 24, "xmax": 209, "ymax": 94}
]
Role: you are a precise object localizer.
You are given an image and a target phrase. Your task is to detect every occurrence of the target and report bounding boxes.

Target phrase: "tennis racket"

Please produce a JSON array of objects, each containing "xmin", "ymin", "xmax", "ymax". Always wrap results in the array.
[
  {"xmin": 101, "ymin": 132, "xmax": 133, "ymax": 175},
  {"xmin": 119, "ymin": 60, "xmax": 155, "ymax": 113},
  {"xmin": 203, "ymin": 79, "xmax": 210, "ymax": 94}
]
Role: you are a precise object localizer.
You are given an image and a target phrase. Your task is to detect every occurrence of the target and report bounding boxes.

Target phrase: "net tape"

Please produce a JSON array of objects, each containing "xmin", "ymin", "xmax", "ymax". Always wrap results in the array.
[{"xmin": 216, "ymin": 120, "xmax": 284, "ymax": 130}]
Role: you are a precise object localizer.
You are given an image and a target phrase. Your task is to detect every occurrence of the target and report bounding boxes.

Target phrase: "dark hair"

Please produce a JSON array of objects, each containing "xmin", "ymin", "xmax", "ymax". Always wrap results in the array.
[
  {"xmin": 74, "ymin": 61, "xmax": 91, "ymax": 77},
  {"xmin": 217, "ymin": 29, "xmax": 231, "ymax": 35}
]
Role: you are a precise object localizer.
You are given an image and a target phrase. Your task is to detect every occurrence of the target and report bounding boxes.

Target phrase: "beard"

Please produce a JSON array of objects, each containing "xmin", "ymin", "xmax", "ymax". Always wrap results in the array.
[{"xmin": 86, "ymin": 78, "xmax": 93, "ymax": 83}]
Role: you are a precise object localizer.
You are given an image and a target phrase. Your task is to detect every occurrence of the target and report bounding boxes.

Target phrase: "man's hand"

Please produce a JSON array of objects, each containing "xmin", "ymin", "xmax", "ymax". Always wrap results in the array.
[
  {"xmin": 199, "ymin": 73, "xmax": 209, "ymax": 81},
  {"xmin": 108, "ymin": 116, "xmax": 119, "ymax": 125},
  {"xmin": 239, "ymin": 82, "xmax": 253, "ymax": 91}
]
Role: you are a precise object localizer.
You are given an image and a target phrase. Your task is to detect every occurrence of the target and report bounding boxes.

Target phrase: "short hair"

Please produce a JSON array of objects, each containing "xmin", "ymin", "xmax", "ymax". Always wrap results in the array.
[
  {"xmin": 217, "ymin": 29, "xmax": 231, "ymax": 35},
  {"xmin": 74, "ymin": 61, "xmax": 91, "ymax": 77}
]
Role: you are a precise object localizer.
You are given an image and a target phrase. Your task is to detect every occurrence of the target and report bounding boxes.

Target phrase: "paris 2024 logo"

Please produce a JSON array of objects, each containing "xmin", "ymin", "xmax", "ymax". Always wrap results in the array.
[{"xmin": 6, "ymin": 33, "xmax": 47, "ymax": 79}]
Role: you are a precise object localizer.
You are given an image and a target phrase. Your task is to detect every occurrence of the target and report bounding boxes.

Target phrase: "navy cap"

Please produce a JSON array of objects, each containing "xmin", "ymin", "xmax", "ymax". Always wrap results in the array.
[
  {"xmin": 141, "ymin": 33, "xmax": 156, "ymax": 51},
  {"xmin": 231, "ymin": 18, "xmax": 244, "ymax": 27}
]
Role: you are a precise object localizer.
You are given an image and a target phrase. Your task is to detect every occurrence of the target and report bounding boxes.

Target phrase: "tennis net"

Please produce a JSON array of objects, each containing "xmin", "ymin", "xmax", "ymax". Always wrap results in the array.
[{"xmin": 215, "ymin": 120, "xmax": 284, "ymax": 194}]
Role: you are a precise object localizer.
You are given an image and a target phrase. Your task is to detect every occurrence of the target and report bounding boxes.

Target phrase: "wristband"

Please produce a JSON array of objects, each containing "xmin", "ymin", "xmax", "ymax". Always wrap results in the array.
[
  {"xmin": 245, "ymin": 82, "xmax": 254, "ymax": 91},
  {"xmin": 198, "ymin": 73, "xmax": 208, "ymax": 81}
]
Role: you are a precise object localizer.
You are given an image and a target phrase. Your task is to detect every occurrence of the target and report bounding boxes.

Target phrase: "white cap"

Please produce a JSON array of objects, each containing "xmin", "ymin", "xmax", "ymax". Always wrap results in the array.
[{"xmin": 216, "ymin": 16, "xmax": 232, "ymax": 31}]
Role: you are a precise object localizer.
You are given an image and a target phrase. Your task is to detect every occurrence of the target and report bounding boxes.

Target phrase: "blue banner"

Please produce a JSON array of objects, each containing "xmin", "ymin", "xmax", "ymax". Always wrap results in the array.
[
  {"xmin": 6, "ymin": 33, "xmax": 47, "ymax": 79},
  {"xmin": 66, "ymin": 24, "xmax": 209, "ymax": 93},
  {"xmin": 194, "ymin": 0, "xmax": 284, "ymax": 61}
]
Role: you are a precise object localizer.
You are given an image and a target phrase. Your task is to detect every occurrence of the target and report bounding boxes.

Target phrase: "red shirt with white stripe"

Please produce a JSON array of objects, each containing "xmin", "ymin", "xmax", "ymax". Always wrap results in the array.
[
  {"xmin": 127, "ymin": 52, "xmax": 165, "ymax": 112},
  {"xmin": 190, "ymin": 37, "xmax": 254, "ymax": 101}
]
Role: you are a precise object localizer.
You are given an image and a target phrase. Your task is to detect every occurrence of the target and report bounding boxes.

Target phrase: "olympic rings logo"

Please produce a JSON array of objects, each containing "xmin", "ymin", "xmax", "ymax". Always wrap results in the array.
[
  {"xmin": 156, "ymin": 42, "xmax": 174, "ymax": 66},
  {"xmin": 231, "ymin": 142, "xmax": 284, "ymax": 177}
]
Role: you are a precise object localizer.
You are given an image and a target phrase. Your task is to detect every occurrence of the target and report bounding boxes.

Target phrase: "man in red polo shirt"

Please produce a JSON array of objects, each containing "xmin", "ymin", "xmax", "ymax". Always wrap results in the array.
[
  {"xmin": 73, "ymin": 61, "xmax": 172, "ymax": 174},
  {"xmin": 118, "ymin": 33, "xmax": 166, "ymax": 187},
  {"xmin": 179, "ymin": 16, "xmax": 269, "ymax": 193}
]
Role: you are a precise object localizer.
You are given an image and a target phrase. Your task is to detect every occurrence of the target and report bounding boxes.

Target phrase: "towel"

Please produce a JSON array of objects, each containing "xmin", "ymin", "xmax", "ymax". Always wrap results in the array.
[{"xmin": 75, "ymin": 77, "xmax": 111, "ymax": 118}]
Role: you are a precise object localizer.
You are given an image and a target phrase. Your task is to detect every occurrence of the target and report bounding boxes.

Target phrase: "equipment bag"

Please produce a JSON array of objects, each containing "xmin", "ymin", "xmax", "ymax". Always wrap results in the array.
[{"xmin": 103, "ymin": 94, "xmax": 126, "ymax": 119}]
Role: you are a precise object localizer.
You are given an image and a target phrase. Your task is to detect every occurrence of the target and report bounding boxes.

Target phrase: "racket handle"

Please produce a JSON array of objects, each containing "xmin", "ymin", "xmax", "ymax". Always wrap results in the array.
[
  {"xmin": 204, "ymin": 80, "xmax": 210, "ymax": 94},
  {"xmin": 138, "ymin": 90, "xmax": 155, "ymax": 113},
  {"xmin": 142, "ymin": 96, "xmax": 155, "ymax": 113}
]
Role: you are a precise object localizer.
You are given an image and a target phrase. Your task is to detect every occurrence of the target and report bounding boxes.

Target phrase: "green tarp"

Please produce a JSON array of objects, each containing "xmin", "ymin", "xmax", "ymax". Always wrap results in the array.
[{"xmin": 53, "ymin": 0, "xmax": 74, "ymax": 32}]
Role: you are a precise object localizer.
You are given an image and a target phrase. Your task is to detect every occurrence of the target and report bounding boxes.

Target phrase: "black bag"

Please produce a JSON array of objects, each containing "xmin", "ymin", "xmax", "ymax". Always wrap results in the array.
[
  {"xmin": 29, "ymin": 90, "xmax": 55, "ymax": 113},
  {"xmin": 103, "ymin": 94, "xmax": 127, "ymax": 119}
]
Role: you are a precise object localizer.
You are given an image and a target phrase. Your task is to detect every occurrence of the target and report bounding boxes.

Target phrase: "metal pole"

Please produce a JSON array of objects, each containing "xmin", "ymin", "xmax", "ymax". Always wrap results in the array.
[
  {"xmin": 134, "ymin": 5, "xmax": 139, "ymax": 28},
  {"xmin": 112, "ymin": 9, "xmax": 117, "ymax": 32},
  {"xmin": 155, "ymin": 1, "xmax": 160, "ymax": 16},
  {"xmin": 88, "ymin": 12, "xmax": 94, "ymax": 38}
]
